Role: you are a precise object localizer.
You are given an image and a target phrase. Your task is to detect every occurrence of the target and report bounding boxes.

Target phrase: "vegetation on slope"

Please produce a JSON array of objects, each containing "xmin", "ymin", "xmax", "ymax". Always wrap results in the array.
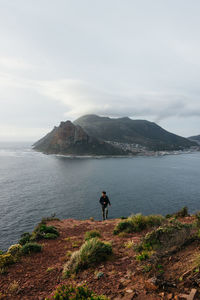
[
  {"xmin": 113, "ymin": 213, "xmax": 164, "ymax": 234},
  {"xmin": 63, "ymin": 238, "xmax": 112, "ymax": 276},
  {"xmin": 45, "ymin": 284, "xmax": 109, "ymax": 300}
]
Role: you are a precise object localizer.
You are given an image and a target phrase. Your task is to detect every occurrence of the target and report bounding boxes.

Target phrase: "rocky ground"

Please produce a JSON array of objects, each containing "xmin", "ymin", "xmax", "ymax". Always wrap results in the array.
[{"xmin": 0, "ymin": 217, "xmax": 200, "ymax": 300}]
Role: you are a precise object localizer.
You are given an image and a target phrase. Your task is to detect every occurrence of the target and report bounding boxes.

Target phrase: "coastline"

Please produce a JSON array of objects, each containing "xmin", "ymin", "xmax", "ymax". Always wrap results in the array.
[{"xmin": 34, "ymin": 147, "xmax": 200, "ymax": 159}]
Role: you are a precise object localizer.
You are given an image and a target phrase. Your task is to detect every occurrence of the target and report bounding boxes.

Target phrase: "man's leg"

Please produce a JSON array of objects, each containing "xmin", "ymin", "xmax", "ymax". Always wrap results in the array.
[
  {"xmin": 102, "ymin": 206, "xmax": 105, "ymax": 220},
  {"xmin": 105, "ymin": 207, "xmax": 108, "ymax": 219}
]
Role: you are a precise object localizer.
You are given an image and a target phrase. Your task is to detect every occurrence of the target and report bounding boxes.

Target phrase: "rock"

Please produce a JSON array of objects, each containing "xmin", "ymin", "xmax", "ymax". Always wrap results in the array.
[
  {"xmin": 95, "ymin": 271, "xmax": 104, "ymax": 279},
  {"xmin": 33, "ymin": 120, "xmax": 126, "ymax": 155},
  {"xmin": 144, "ymin": 277, "xmax": 158, "ymax": 291},
  {"xmin": 178, "ymin": 288, "xmax": 197, "ymax": 300},
  {"xmin": 117, "ymin": 282, "xmax": 124, "ymax": 289},
  {"xmin": 126, "ymin": 289, "xmax": 133, "ymax": 293}
]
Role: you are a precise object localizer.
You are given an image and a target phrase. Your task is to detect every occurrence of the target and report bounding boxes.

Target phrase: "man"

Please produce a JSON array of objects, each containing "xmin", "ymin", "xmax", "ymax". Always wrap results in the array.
[{"xmin": 99, "ymin": 191, "xmax": 111, "ymax": 220}]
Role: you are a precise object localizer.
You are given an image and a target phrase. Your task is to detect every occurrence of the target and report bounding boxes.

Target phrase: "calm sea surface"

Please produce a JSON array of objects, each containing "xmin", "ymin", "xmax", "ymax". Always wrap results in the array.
[{"xmin": 0, "ymin": 142, "xmax": 200, "ymax": 251}]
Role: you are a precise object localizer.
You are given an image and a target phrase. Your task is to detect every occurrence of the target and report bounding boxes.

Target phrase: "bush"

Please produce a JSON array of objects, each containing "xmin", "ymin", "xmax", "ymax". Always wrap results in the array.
[
  {"xmin": 113, "ymin": 214, "xmax": 164, "ymax": 234},
  {"xmin": 0, "ymin": 253, "xmax": 15, "ymax": 268},
  {"xmin": 63, "ymin": 238, "xmax": 112, "ymax": 275},
  {"xmin": 32, "ymin": 224, "xmax": 59, "ymax": 240},
  {"xmin": 136, "ymin": 251, "xmax": 149, "ymax": 261},
  {"xmin": 166, "ymin": 207, "xmax": 189, "ymax": 219},
  {"xmin": 195, "ymin": 212, "xmax": 200, "ymax": 228},
  {"xmin": 19, "ymin": 232, "xmax": 31, "ymax": 245},
  {"xmin": 136, "ymin": 222, "xmax": 192, "ymax": 253},
  {"xmin": 175, "ymin": 206, "xmax": 189, "ymax": 218},
  {"xmin": 44, "ymin": 233, "xmax": 58, "ymax": 239},
  {"xmin": 84, "ymin": 230, "xmax": 101, "ymax": 240},
  {"xmin": 21, "ymin": 242, "xmax": 42, "ymax": 255},
  {"xmin": 8, "ymin": 244, "xmax": 22, "ymax": 257},
  {"xmin": 45, "ymin": 284, "xmax": 109, "ymax": 300}
]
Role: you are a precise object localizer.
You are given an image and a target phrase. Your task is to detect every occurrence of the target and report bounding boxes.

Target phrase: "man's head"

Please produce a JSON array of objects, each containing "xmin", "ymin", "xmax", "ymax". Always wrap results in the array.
[{"xmin": 102, "ymin": 191, "xmax": 106, "ymax": 197}]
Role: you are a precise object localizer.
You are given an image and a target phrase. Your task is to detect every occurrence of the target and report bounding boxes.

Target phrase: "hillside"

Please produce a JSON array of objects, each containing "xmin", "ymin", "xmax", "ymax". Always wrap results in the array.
[
  {"xmin": 33, "ymin": 120, "xmax": 126, "ymax": 156},
  {"xmin": 75, "ymin": 115, "xmax": 196, "ymax": 151},
  {"xmin": 1, "ymin": 211, "xmax": 200, "ymax": 299},
  {"xmin": 189, "ymin": 135, "xmax": 200, "ymax": 145}
]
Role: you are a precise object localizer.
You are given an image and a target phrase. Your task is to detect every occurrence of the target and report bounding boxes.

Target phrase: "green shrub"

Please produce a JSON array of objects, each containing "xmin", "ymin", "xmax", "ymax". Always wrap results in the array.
[
  {"xmin": 19, "ymin": 232, "xmax": 31, "ymax": 245},
  {"xmin": 166, "ymin": 207, "xmax": 189, "ymax": 219},
  {"xmin": 63, "ymin": 238, "xmax": 112, "ymax": 275},
  {"xmin": 45, "ymin": 284, "xmax": 109, "ymax": 300},
  {"xmin": 113, "ymin": 214, "xmax": 164, "ymax": 234},
  {"xmin": 175, "ymin": 206, "xmax": 189, "ymax": 218},
  {"xmin": 136, "ymin": 251, "xmax": 149, "ymax": 261},
  {"xmin": 44, "ymin": 233, "xmax": 58, "ymax": 239},
  {"xmin": 21, "ymin": 242, "xmax": 42, "ymax": 255},
  {"xmin": 136, "ymin": 222, "xmax": 192, "ymax": 253},
  {"xmin": 195, "ymin": 212, "xmax": 200, "ymax": 228},
  {"xmin": 0, "ymin": 253, "xmax": 15, "ymax": 268},
  {"xmin": 84, "ymin": 230, "xmax": 101, "ymax": 240},
  {"xmin": 8, "ymin": 244, "xmax": 22, "ymax": 257},
  {"xmin": 32, "ymin": 224, "xmax": 59, "ymax": 240}
]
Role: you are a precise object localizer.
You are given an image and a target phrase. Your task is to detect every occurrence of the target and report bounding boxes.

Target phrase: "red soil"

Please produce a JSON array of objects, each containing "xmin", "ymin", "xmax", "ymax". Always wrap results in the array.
[{"xmin": 0, "ymin": 217, "xmax": 199, "ymax": 300}]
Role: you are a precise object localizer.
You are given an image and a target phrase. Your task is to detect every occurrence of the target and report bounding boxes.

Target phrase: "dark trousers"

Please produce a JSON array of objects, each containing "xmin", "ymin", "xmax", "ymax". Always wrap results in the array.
[{"xmin": 101, "ymin": 205, "xmax": 108, "ymax": 220}]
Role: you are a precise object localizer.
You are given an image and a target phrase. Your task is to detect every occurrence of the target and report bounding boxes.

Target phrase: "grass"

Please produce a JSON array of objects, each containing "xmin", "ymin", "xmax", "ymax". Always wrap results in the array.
[
  {"xmin": 113, "ymin": 213, "xmax": 164, "ymax": 235},
  {"xmin": 84, "ymin": 230, "xmax": 101, "ymax": 240},
  {"xmin": 46, "ymin": 267, "xmax": 55, "ymax": 272},
  {"xmin": 136, "ymin": 251, "xmax": 150, "ymax": 261},
  {"xmin": 8, "ymin": 280, "xmax": 19, "ymax": 294},
  {"xmin": 45, "ymin": 284, "xmax": 109, "ymax": 300},
  {"xmin": 63, "ymin": 238, "xmax": 112, "ymax": 275},
  {"xmin": 124, "ymin": 240, "xmax": 135, "ymax": 249}
]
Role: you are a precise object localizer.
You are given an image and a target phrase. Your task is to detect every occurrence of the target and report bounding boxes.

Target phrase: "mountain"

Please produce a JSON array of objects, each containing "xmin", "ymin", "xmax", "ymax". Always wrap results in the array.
[
  {"xmin": 188, "ymin": 135, "xmax": 200, "ymax": 145},
  {"xmin": 74, "ymin": 114, "xmax": 196, "ymax": 151},
  {"xmin": 33, "ymin": 120, "xmax": 126, "ymax": 155}
]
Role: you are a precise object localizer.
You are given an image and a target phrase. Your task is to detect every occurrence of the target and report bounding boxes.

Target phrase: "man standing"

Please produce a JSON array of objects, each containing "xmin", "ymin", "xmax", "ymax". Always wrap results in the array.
[{"xmin": 99, "ymin": 191, "xmax": 111, "ymax": 220}]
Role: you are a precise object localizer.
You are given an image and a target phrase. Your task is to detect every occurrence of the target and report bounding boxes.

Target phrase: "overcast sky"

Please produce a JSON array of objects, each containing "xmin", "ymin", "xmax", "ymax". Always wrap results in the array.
[{"xmin": 0, "ymin": 0, "xmax": 200, "ymax": 141}]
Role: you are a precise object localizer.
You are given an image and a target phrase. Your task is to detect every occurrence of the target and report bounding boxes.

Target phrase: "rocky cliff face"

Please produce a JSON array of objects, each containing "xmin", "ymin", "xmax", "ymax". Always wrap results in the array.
[{"xmin": 33, "ymin": 120, "xmax": 126, "ymax": 155}]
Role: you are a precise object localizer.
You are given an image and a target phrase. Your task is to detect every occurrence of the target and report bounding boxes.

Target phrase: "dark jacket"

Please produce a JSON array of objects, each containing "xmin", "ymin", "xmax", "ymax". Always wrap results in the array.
[{"xmin": 99, "ymin": 195, "xmax": 111, "ymax": 208}]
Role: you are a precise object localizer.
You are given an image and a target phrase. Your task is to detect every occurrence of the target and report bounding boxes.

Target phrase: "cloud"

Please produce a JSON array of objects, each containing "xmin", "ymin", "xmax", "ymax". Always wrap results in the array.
[
  {"xmin": 1, "ymin": 73, "xmax": 200, "ymax": 124},
  {"xmin": 0, "ymin": 56, "xmax": 37, "ymax": 70},
  {"xmin": 36, "ymin": 78, "xmax": 200, "ymax": 122}
]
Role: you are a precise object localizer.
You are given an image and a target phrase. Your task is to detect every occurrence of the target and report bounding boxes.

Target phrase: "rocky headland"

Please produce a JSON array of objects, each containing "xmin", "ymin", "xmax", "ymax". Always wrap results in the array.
[{"xmin": 33, "ymin": 115, "xmax": 198, "ymax": 156}]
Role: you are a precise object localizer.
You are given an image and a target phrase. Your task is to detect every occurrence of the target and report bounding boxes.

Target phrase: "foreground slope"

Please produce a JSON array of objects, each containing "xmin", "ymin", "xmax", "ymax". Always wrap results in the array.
[
  {"xmin": 75, "ymin": 115, "xmax": 196, "ymax": 151},
  {"xmin": 1, "ymin": 213, "xmax": 200, "ymax": 299}
]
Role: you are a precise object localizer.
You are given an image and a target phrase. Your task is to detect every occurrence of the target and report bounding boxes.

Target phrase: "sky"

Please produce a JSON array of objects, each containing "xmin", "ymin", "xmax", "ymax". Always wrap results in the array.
[{"xmin": 0, "ymin": 0, "xmax": 200, "ymax": 141}]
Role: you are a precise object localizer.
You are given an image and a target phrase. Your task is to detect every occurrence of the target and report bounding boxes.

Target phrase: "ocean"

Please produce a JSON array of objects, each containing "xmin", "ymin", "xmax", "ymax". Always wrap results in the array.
[{"xmin": 0, "ymin": 142, "xmax": 200, "ymax": 251}]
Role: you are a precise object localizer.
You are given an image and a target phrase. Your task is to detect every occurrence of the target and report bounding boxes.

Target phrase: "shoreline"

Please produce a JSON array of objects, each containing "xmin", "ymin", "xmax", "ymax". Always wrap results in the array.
[{"xmin": 39, "ymin": 148, "xmax": 200, "ymax": 159}]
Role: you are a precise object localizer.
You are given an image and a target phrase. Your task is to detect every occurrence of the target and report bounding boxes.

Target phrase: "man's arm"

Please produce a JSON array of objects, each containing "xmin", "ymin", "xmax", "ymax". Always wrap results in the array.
[
  {"xmin": 107, "ymin": 196, "xmax": 111, "ymax": 206},
  {"xmin": 99, "ymin": 197, "xmax": 103, "ymax": 205}
]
